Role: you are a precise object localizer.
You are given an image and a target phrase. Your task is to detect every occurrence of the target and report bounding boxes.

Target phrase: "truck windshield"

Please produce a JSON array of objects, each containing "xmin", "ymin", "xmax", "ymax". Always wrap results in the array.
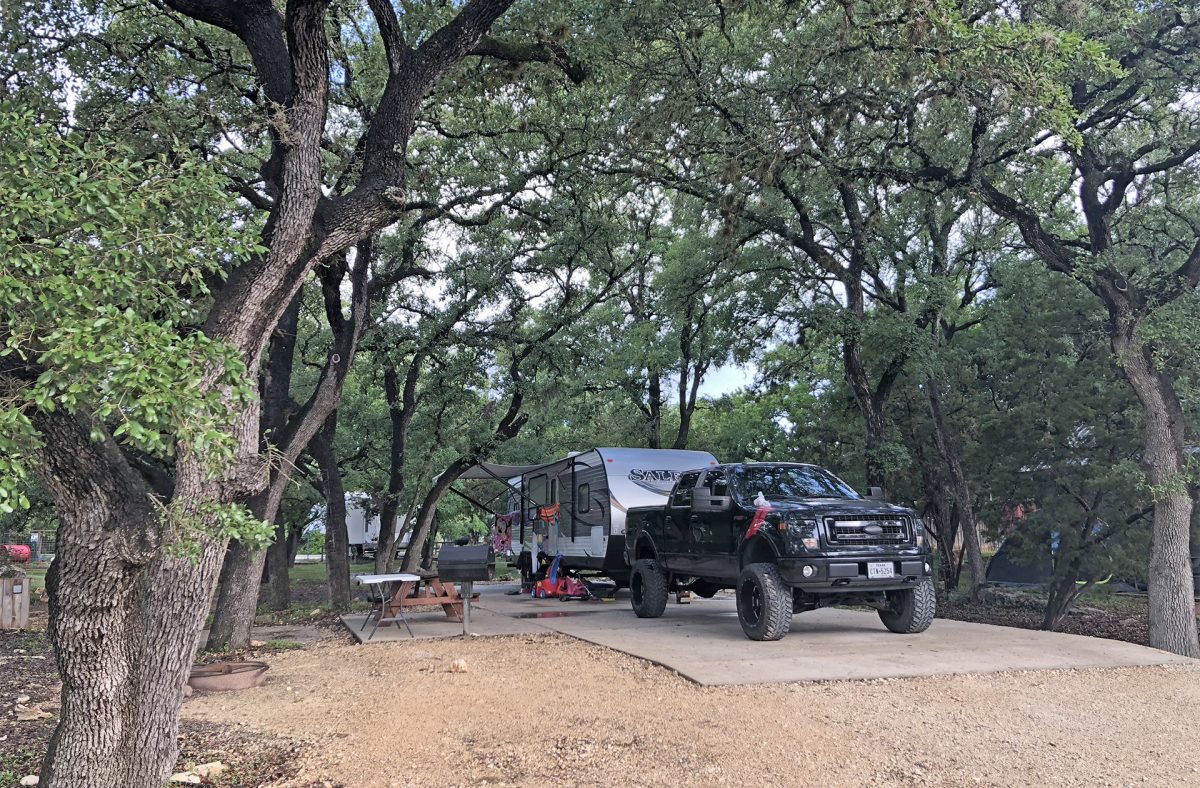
[{"xmin": 732, "ymin": 466, "xmax": 861, "ymax": 502}]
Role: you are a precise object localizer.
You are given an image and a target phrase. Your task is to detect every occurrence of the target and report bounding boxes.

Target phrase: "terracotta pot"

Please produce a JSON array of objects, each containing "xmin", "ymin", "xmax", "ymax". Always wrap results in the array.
[{"xmin": 188, "ymin": 661, "xmax": 269, "ymax": 692}]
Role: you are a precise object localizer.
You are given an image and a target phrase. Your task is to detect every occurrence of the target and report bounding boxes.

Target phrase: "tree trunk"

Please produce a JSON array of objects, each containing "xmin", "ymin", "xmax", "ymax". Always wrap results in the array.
[
  {"xmin": 312, "ymin": 412, "xmax": 351, "ymax": 610},
  {"xmin": 267, "ymin": 510, "xmax": 291, "ymax": 610},
  {"xmin": 30, "ymin": 409, "xmax": 231, "ymax": 788},
  {"xmin": 672, "ymin": 359, "xmax": 706, "ymax": 450},
  {"xmin": 203, "ymin": 521, "xmax": 262, "ymax": 650},
  {"xmin": 925, "ymin": 375, "xmax": 988, "ymax": 601},
  {"xmin": 402, "ymin": 458, "xmax": 472, "ymax": 573},
  {"xmin": 40, "ymin": 506, "xmax": 150, "ymax": 785},
  {"xmin": 205, "ymin": 293, "xmax": 301, "ymax": 644},
  {"xmin": 376, "ymin": 359, "xmax": 419, "ymax": 572},
  {"xmin": 647, "ymin": 371, "xmax": 662, "ymax": 449},
  {"xmin": 843, "ymin": 336, "xmax": 890, "ymax": 492},
  {"xmin": 287, "ymin": 520, "xmax": 302, "ymax": 567},
  {"xmin": 420, "ymin": 516, "xmax": 440, "ymax": 570},
  {"xmin": 1113, "ymin": 325, "xmax": 1199, "ymax": 657}
]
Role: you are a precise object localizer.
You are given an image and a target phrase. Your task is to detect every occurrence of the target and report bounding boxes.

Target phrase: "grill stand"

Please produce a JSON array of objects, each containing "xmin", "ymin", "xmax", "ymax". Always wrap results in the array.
[{"xmin": 461, "ymin": 580, "xmax": 473, "ymax": 636}]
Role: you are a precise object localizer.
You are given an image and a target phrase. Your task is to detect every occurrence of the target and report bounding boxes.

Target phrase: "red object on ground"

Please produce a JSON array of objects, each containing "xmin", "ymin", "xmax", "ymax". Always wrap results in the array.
[{"xmin": 0, "ymin": 545, "xmax": 31, "ymax": 563}]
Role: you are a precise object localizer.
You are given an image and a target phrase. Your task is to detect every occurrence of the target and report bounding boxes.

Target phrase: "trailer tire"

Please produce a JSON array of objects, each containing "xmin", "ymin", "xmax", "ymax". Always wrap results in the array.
[
  {"xmin": 879, "ymin": 578, "xmax": 936, "ymax": 634},
  {"xmin": 630, "ymin": 559, "xmax": 668, "ymax": 618},
  {"xmin": 736, "ymin": 563, "xmax": 792, "ymax": 641}
]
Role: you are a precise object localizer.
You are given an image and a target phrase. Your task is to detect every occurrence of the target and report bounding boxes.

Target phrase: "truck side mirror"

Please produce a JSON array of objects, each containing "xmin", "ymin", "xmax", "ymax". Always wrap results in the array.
[
  {"xmin": 712, "ymin": 480, "xmax": 728, "ymax": 496},
  {"xmin": 868, "ymin": 486, "xmax": 885, "ymax": 500}
]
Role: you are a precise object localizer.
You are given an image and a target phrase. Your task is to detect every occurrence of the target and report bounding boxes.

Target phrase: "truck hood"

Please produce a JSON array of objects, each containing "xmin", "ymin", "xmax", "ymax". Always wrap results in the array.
[{"xmin": 752, "ymin": 497, "xmax": 916, "ymax": 518}]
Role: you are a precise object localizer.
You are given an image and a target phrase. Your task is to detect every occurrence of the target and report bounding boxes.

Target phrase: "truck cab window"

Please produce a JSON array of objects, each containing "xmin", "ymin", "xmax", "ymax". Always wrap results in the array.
[
  {"xmin": 671, "ymin": 472, "xmax": 700, "ymax": 507},
  {"xmin": 732, "ymin": 465, "xmax": 860, "ymax": 503},
  {"xmin": 703, "ymin": 469, "xmax": 728, "ymax": 496}
]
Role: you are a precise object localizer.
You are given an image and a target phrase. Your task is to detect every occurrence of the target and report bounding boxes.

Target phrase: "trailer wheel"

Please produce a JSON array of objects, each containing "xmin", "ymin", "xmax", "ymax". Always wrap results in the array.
[
  {"xmin": 878, "ymin": 578, "xmax": 936, "ymax": 634},
  {"xmin": 736, "ymin": 563, "xmax": 792, "ymax": 641},
  {"xmin": 630, "ymin": 559, "xmax": 668, "ymax": 618}
]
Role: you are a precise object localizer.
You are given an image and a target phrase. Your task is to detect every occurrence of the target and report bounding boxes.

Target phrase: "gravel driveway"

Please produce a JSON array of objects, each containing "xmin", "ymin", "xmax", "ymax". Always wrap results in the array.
[{"xmin": 183, "ymin": 633, "xmax": 1200, "ymax": 787}]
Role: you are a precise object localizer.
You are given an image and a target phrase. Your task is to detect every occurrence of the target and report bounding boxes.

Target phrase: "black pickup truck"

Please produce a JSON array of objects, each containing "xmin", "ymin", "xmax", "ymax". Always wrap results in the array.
[{"xmin": 623, "ymin": 462, "xmax": 935, "ymax": 640}]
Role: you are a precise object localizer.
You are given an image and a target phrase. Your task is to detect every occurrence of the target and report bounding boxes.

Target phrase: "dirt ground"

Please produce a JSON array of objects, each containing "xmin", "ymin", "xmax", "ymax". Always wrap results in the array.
[{"xmin": 183, "ymin": 632, "xmax": 1200, "ymax": 788}]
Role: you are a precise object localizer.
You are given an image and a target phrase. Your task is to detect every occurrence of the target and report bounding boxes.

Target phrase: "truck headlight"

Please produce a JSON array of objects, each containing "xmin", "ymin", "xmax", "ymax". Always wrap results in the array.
[
  {"xmin": 913, "ymin": 518, "xmax": 926, "ymax": 547},
  {"xmin": 787, "ymin": 519, "xmax": 819, "ymax": 551}
]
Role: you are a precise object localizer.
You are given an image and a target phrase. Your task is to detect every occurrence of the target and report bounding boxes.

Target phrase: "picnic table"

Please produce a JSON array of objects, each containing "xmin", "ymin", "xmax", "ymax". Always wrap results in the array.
[
  {"xmin": 382, "ymin": 571, "xmax": 478, "ymax": 623},
  {"xmin": 354, "ymin": 572, "xmax": 479, "ymax": 640},
  {"xmin": 354, "ymin": 573, "xmax": 420, "ymax": 640}
]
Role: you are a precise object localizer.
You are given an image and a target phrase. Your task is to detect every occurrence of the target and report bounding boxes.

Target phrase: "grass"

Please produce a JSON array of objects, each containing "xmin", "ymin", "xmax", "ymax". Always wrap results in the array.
[
  {"xmin": 0, "ymin": 744, "xmax": 41, "ymax": 787},
  {"xmin": 14, "ymin": 563, "xmax": 48, "ymax": 595}
]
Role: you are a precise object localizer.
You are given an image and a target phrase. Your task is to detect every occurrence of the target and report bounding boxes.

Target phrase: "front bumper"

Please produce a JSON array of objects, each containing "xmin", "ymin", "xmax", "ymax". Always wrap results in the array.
[{"xmin": 777, "ymin": 554, "xmax": 932, "ymax": 591}]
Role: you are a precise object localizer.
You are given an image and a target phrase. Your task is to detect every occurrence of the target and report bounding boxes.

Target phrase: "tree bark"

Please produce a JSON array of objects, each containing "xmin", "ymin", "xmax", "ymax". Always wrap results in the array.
[
  {"xmin": 647, "ymin": 371, "xmax": 662, "ymax": 449},
  {"xmin": 203, "ymin": 491, "xmax": 269, "ymax": 650},
  {"xmin": 30, "ymin": 408, "xmax": 231, "ymax": 788},
  {"xmin": 843, "ymin": 335, "xmax": 890, "ymax": 492},
  {"xmin": 313, "ymin": 412, "xmax": 351, "ymax": 610},
  {"xmin": 402, "ymin": 457, "xmax": 473, "ymax": 573},
  {"xmin": 376, "ymin": 357, "xmax": 421, "ymax": 572},
  {"xmin": 206, "ymin": 291, "xmax": 302, "ymax": 642},
  {"xmin": 672, "ymin": 353, "xmax": 706, "ymax": 450},
  {"xmin": 1112, "ymin": 323, "xmax": 1199, "ymax": 657},
  {"xmin": 207, "ymin": 240, "xmax": 373, "ymax": 646},
  {"xmin": 914, "ymin": 446, "xmax": 960, "ymax": 592},
  {"xmin": 266, "ymin": 510, "xmax": 291, "ymax": 610},
  {"xmin": 925, "ymin": 375, "xmax": 988, "ymax": 601}
]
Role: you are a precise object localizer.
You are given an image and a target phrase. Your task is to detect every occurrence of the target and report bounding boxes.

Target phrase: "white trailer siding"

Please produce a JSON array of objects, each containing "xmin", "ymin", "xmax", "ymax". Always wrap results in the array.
[{"xmin": 495, "ymin": 448, "xmax": 719, "ymax": 573}]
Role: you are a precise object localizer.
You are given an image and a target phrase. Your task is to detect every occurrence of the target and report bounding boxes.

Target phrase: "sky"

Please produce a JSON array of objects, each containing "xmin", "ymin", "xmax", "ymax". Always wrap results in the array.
[{"xmin": 698, "ymin": 362, "xmax": 755, "ymax": 399}]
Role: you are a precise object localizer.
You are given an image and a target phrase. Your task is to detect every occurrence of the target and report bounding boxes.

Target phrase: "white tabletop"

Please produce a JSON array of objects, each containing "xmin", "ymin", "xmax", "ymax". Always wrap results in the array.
[{"xmin": 354, "ymin": 573, "xmax": 421, "ymax": 585}]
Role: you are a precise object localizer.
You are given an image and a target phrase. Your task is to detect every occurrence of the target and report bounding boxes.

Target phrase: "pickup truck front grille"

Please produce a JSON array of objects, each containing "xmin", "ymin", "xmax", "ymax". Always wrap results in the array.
[{"xmin": 825, "ymin": 515, "xmax": 910, "ymax": 546}]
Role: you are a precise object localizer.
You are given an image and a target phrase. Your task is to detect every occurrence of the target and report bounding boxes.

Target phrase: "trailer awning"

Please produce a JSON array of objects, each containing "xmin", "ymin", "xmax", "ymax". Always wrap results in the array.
[{"xmin": 457, "ymin": 458, "xmax": 572, "ymax": 481}]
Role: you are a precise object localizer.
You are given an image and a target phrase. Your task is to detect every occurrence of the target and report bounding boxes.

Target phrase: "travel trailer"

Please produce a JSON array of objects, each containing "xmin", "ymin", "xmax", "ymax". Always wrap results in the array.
[
  {"xmin": 312, "ymin": 494, "xmax": 405, "ymax": 559},
  {"xmin": 458, "ymin": 448, "xmax": 719, "ymax": 580}
]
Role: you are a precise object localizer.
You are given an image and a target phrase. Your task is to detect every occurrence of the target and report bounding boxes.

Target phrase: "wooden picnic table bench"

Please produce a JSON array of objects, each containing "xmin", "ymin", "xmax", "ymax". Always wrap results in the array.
[{"xmin": 381, "ymin": 571, "xmax": 479, "ymax": 624}]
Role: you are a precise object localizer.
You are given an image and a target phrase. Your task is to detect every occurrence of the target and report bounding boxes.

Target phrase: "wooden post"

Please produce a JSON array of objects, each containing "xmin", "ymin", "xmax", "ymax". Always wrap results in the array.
[{"xmin": 1, "ymin": 576, "xmax": 30, "ymax": 630}]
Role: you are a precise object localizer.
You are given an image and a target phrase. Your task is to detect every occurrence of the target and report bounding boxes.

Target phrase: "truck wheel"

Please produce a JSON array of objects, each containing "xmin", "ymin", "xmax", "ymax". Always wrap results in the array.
[
  {"xmin": 630, "ymin": 559, "xmax": 668, "ymax": 618},
  {"xmin": 736, "ymin": 563, "xmax": 792, "ymax": 641},
  {"xmin": 878, "ymin": 578, "xmax": 936, "ymax": 634}
]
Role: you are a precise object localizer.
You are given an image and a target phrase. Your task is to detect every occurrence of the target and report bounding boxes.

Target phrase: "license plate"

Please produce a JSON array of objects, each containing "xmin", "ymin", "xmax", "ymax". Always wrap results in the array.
[{"xmin": 867, "ymin": 562, "xmax": 894, "ymax": 580}]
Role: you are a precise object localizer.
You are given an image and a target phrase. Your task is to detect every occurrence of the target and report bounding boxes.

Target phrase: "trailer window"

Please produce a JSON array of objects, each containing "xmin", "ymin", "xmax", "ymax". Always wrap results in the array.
[
  {"xmin": 528, "ymin": 474, "xmax": 549, "ymax": 508},
  {"xmin": 577, "ymin": 484, "xmax": 590, "ymax": 513}
]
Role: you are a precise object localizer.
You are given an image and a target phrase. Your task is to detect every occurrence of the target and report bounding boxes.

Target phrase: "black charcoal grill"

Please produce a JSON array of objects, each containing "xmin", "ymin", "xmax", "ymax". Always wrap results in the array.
[{"xmin": 436, "ymin": 543, "xmax": 495, "ymax": 634}]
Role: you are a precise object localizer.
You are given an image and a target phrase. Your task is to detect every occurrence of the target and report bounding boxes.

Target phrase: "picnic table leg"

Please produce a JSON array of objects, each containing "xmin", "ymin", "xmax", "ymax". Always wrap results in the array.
[
  {"xmin": 382, "ymin": 580, "xmax": 417, "ymax": 623},
  {"xmin": 429, "ymin": 578, "xmax": 464, "ymax": 622}
]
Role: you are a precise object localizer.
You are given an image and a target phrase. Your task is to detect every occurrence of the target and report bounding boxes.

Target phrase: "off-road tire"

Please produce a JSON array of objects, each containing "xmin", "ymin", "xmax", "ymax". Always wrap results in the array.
[
  {"xmin": 878, "ymin": 578, "xmax": 936, "ymax": 634},
  {"xmin": 736, "ymin": 563, "xmax": 792, "ymax": 641},
  {"xmin": 630, "ymin": 559, "xmax": 668, "ymax": 618}
]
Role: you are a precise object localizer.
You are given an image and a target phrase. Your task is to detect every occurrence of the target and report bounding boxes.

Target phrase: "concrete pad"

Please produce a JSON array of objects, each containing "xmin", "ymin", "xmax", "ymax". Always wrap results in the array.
[{"xmin": 472, "ymin": 583, "xmax": 1195, "ymax": 685}]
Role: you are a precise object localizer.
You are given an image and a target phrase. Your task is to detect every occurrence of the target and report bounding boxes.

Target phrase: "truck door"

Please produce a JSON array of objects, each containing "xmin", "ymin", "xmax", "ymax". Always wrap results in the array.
[
  {"xmin": 664, "ymin": 470, "xmax": 702, "ymax": 572},
  {"xmin": 692, "ymin": 468, "xmax": 736, "ymax": 578}
]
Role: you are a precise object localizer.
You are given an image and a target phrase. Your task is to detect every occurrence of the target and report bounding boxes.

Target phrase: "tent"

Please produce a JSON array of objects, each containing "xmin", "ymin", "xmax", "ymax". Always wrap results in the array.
[{"xmin": 985, "ymin": 531, "xmax": 1054, "ymax": 587}]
